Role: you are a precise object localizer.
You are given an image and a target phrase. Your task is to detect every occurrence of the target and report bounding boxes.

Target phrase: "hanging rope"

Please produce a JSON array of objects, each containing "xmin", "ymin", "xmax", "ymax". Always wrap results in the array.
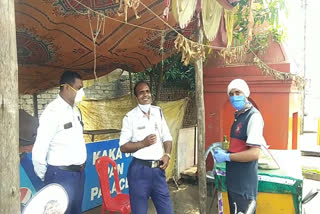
[
  {"xmin": 72, "ymin": 0, "xmax": 242, "ymax": 49},
  {"xmin": 73, "ymin": 0, "xmax": 162, "ymax": 32},
  {"xmin": 88, "ymin": 11, "xmax": 104, "ymax": 79},
  {"xmin": 250, "ymin": 48, "xmax": 305, "ymax": 89},
  {"xmin": 69, "ymin": 0, "xmax": 304, "ymax": 87},
  {"xmin": 160, "ymin": 30, "xmax": 165, "ymax": 67},
  {"xmin": 65, "ymin": 0, "xmax": 88, "ymax": 15}
]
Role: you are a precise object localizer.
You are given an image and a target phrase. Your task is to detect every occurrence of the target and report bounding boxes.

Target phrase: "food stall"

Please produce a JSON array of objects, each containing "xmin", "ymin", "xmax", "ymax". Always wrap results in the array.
[{"xmin": 214, "ymin": 150, "xmax": 303, "ymax": 214}]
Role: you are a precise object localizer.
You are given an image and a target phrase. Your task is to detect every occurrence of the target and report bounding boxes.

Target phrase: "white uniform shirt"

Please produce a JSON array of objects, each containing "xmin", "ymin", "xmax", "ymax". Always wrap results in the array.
[
  {"xmin": 32, "ymin": 95, "xmax": 87, "ymax": 180},
  {"xmin": 119, "ymin": 105, "xmax": 172, "ymax": 160},
  {"xmin": 246, "ymin": 112, "xmax": 267, "ymax": 147}
]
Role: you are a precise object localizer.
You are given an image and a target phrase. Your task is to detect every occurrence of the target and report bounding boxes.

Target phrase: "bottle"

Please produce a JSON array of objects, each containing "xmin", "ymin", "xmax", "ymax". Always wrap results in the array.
[{"xmin": 222, "ymin": 135, "xmax": 229, "ymax": 150}]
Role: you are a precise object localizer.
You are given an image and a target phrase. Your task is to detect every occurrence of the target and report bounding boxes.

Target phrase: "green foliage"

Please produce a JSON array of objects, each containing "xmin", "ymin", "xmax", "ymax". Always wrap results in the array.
[
  {"xmin": 133, "ymin": 53, "xmax": 195, "ymax": 91},
  {"xmin": 234, "ymin": 0, "xmax": 287, "ymax": 52}
]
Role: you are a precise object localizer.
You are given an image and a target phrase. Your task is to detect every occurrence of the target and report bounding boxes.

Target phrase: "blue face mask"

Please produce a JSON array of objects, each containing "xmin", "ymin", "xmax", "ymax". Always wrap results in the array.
[{"xmin": 230, "ymin": 95, "xmax": 246, "ymax": 110}]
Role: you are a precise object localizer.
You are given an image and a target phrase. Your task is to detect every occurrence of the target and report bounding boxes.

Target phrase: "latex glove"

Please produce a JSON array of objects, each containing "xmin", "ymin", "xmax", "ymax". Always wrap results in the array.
[{"xmin": 214, "ymin": 150, "xmax": 230, "ymax": 163}]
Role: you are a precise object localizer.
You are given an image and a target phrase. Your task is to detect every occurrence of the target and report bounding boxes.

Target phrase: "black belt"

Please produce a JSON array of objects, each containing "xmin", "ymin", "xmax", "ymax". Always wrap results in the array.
[
  {"xmin": 134, "ymin": 158, "xmax": 162, "ymax": 168},
  {"xmin": 58, "ymin": 164, "xmax": 85, "ymax": 172}
]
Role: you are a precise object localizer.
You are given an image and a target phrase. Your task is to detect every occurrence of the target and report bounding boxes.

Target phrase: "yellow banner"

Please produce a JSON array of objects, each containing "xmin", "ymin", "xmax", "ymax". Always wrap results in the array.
[{"xmin": 79, "ymin": 95, "xmax": 188, "ymax": 179}]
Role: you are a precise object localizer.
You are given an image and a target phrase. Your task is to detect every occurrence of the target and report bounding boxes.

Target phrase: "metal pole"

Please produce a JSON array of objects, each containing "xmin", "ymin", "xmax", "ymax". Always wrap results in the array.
[
  {"xmin": 129, "ymin": 71, "xmax": 133, "ymax": 98},
  {"xmin": 317, "ymin": 119, "xmax": 320, "ymax": 145},
  {"xmin": 33, "ymin": 93, "xmax": 38, "ymax": 118},
  {"xmin": 301, "ymin": 0, "xmax": 307, "ymax": 134}
]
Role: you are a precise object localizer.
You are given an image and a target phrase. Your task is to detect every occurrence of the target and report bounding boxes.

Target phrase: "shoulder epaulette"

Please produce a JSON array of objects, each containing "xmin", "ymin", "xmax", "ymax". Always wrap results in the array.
[{"xmin": 151, "ymin": 106, "xmax": 162, "ymax": 119}]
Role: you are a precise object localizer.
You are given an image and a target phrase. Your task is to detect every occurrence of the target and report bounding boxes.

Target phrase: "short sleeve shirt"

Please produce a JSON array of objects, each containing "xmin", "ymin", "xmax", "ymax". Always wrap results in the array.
[
  {"xmin": 226, "ymin": 106, "xmax": 265, "ymax": 199},
  {"xmin": 247, "ymin": 113, "xmax": 267, "ymax": 146},
  {"xmin": 119, "ymin": 105, "xmax": 172, "ymax": 160}
]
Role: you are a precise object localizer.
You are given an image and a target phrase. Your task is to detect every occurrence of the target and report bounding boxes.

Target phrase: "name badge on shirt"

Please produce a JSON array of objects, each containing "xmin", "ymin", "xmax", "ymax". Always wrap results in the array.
[
  {"xmin": 137, "ymin": 126, "xmax": 145, "ymax": 130},
  {"xmin": 64, "ymin": 122, "xmax": 72, "ymax": 129}
]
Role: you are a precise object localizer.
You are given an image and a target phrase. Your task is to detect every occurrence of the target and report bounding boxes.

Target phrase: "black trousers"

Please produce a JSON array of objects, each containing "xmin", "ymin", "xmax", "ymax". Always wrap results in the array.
[{"xmin": 228, "ymin": 191, "xmax": 256, "ymax": 214}]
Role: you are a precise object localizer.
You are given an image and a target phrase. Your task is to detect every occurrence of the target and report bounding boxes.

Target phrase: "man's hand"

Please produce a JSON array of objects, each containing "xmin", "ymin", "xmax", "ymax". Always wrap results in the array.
[
  {"xmin": 120, "ymin": 134, "xmax": 157, "ymax": 153},
  {"xmin": 142, "ymin": 134, "xmax": 157, "ymax": 147},
  {"xmin": 214, "ymin": 150, "xmax": 230, "ymax": 163},
  {"xmin": 33, "ymin": 161, "xmax": 47, "ymax": 181},
  {"xmin": 159, "ymin": 154, "xmax": 170, "ymax": 170}
]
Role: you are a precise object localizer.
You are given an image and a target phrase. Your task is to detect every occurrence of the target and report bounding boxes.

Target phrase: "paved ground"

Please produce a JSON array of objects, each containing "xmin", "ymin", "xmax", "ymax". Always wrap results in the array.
[
  {"xmin": 300, "ymin": 133, "xmax": 320, "ymax": 214},
  {"xmin": 303, "ymin": 179, "xmax": 320, "ymax": 214},
  {"xmin": 84, "ymin": 133, "xmax": 320, "ymax": 214},
  {"xmin": 83, "ymin": 181, "xmax": 201, "ymax": 214}
]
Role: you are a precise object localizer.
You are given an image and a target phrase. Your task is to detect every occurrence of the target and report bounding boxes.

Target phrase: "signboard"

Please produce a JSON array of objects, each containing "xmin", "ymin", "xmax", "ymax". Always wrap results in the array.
[
  {"xmin": 19, "ymin": 139, "xmax": 132, "ymax": 212},
  {"xmin": 82, "ymin": 139, "xmax": 132, "ymax": 211}
]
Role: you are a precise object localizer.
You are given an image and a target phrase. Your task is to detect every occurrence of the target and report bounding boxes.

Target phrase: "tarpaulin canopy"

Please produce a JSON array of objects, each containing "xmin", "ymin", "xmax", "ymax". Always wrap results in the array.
[
  {"xmin": 15, "ymin": 0, "xmax": 191, "ymax": 94},
  {"xmin": 15, "ymin": 0, "xmax": 235, "ymax": 94}
]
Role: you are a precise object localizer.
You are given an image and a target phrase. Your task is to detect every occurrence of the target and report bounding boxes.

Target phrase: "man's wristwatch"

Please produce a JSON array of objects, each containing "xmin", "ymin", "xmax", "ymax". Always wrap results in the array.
[{"xmin": 164, "ymin": 153, "xmax": 171, "ymax": 159}]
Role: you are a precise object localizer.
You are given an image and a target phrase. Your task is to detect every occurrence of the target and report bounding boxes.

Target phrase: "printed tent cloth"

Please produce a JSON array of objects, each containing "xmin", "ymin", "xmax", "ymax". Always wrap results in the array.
[
  {"xmin": 15, "ymin": 0, "xmax": 190, "ymax": 94},
  {"xmin": 15, "ymin": 0, "xmax": 236, "ymax": 94}
]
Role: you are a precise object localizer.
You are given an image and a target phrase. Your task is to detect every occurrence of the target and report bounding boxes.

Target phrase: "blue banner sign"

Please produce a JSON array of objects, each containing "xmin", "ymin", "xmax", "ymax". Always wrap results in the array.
[
  {"xmin": 19, "ymin": 139, "xmax": 132, "ymax": 212},
  {"xmin": 82, "ymin": 139, "xmax": 132, "ymax": 211}
]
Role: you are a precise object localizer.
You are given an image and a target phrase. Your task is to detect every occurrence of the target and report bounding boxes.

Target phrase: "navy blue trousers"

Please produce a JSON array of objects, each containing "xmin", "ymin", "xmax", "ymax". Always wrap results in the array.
[
  {"xmin": 228, "ymin": 191, "xmax": 256, "ymax": 214},
  {"xmin": 127, "ymin": 158, "xmax": 173, "ymax": 214},
  {"xmin": 45, "ymin": 165, "xmax": 85, "ymax": 214}
]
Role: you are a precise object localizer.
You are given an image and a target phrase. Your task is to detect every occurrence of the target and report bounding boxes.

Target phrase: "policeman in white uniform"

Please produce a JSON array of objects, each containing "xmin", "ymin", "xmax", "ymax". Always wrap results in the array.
[
  {"xmin": 32, "ymin": 71, "xmax": 86, "ymax": 214},
  {"xmin": 119, "ymin": 81, "xmax": 173, "ymax": 214}
]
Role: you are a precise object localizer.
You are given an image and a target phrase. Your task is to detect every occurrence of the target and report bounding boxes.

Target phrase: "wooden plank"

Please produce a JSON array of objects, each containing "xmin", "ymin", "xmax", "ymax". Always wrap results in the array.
[
  {"xmin": 0, "ymin": 0, "xmax": 20, "ymax": 213},
  {"xmin": 301, "ymin": 151, "xmax": 320, "ymax": 157},
  {"xmin": 302, "ymin": 166, "xmax": 320, "ymax": 181},
  {"xmin": 303, "ymin": 172, "xmax": 320, "ymax": 181},
  {"xmin": 176, "ymin": 127, "xmax": 197, "ymax": 179},
  {"xmin": 180, "ymin": 166, "xmax": 198, "ymax": 177},
  {"xmin": 301, "ymin": 146, "xmax": 320, "ymax": 157},
  {"xmin": 194, "ymin": 26, "xmax": 207, "ymax": 214}
]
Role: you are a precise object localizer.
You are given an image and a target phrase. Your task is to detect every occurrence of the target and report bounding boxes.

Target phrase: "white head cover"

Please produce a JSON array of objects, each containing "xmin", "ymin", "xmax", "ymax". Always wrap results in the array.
[{"xmin": 227, "ymin": 79, "xmax": 250, "ymax": 97}]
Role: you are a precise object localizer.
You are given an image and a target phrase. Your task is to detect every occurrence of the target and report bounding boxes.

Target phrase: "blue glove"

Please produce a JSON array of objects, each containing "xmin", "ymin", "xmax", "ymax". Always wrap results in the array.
[{"xmin": 214, "ymin": 150, "xmax": 230, "ymax": 163}]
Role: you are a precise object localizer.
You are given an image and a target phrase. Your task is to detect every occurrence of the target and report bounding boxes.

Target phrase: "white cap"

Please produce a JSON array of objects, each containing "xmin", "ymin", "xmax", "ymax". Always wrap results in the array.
[{"xmin": 227, "ymin": 79, "xmax": 250, "ymax": 97}]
